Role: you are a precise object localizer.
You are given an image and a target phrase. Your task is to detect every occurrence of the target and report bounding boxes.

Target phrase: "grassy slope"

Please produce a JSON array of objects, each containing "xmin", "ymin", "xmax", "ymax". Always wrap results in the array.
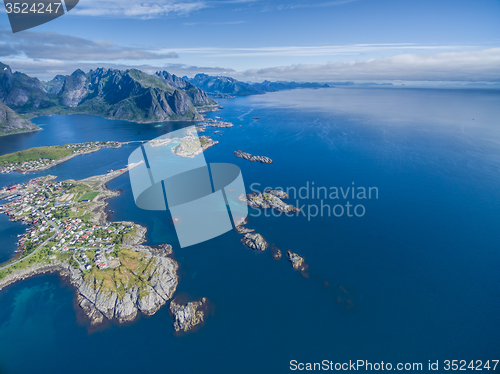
[{"xmin": 0, "ymin": 145, "xmax": 73, "ymax": 166}]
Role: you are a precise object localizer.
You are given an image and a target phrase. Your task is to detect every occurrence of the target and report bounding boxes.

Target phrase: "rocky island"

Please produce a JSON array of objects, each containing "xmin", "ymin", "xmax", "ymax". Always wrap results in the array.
[
  {"xmin": 198, "ymin": 117, "xmax": 234, "ymax": 128},
  {"xmin": 241, "ymin": 233, "xmax": 269, "ymax": 251},
  {"xmin": 233, "ymin": 150, "xmax": 273, "ymax": 164},
  {"xmin": 170, "ymin": 297, "xmax": 208, "ymax": 333},
  {"xmin": 287, "ymin": 250, "xmax": 305, "ymax": 270},
  {"xmin": 172, "ymin": 136, "xmax": 219, "ymax": 158},
  {"xmin": 245, "ymin": 190, "xmax": 300, "ymax": 213}
]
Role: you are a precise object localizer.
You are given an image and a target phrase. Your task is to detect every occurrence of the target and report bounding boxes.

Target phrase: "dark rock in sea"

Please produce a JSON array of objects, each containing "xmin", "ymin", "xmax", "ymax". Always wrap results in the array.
[
  {"xmin": 265, "ymin": 189, "xmax": 288, "ymax": 199},
  {"xmin": 241, "ymin": 233, "xmax": 268, "ymax": 251},
  {"xmin": 246, "ymin": 192, "xmax": 299, "ymax": 213},
  {"xmin": 235, "ymin": 217, "xmax": 255, "ymax": 234},
  {"xmin": 236, "ymin": 225, "xmax": 255, "ymax": 234},
  {"xmin": 287, "ymin": 250, "xmax": 305, "ymax": 270},
  {"xmin": 271, "ymin": 245, "xmax": 282, "ymax": 260},
  {"xmin": 233, "ymin": 150, "xmax": 273, "ymax": 164},
  {"xmin": 169, "ymin": 297, "xmax": 208, "ymax": 333}
]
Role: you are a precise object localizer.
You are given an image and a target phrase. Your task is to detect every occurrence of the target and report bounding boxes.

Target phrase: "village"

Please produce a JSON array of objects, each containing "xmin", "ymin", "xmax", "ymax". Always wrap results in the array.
[
  {"xmin": 0, "ymin": 141, "xmax": 121, "ymax": 174},
  {"xmin": 0, "ymin": 176, "xmax": 134, "ymax": 273}
]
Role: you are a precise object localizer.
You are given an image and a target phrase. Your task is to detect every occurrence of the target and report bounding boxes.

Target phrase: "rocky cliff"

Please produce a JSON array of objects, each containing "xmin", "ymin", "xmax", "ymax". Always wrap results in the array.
[
  {"xmin": 42, "ymin": 75, "xmax": 66, "ymax": 94},
  {"xmin": 58, "ymin": 67, "xmax": 204, "ymax": 122},
  {"xmin": 155, "ymin": 71, "xmax": 219, "ymax": 111},
  {"xmin": 0, "ymin": 62, "xmax": 58, "ymax": 111},
  {"xmin": 0, "ymin": 101, "xmax": 41, "ymax": 136}
]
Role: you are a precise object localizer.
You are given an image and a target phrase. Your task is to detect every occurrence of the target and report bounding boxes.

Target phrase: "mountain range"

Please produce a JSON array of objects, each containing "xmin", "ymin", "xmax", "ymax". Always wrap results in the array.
[
  {"xmin": 0, "ymin": 62, "xmax": 220, "ymax": 135},
  {"xmin": 0, "ymin": 62, "xmax": 332, "ymax": 136},
  {"xmin": 184, "ymin": 73, "xmax": 330, "ymax": 96}
]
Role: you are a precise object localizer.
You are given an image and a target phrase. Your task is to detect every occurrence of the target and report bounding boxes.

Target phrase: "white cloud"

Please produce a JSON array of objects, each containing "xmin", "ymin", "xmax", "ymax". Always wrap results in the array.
[
  {"xmin": 237, "ymin": 48, "xmax": 500, "ymax": 82},
  {"xmin": 0, "ymin": 30, "xmax": 178, "ymax": 61},
  {"xmin": 261, "ymin": 0, "xmax": 358, "ymax": 12},
  {"xmin": 159, "ymin": 43, "xmax": 474, "ymax": 58},
  {"xmin": 73, "ymin": 0, "xmax": 207, "ymax": 18}
]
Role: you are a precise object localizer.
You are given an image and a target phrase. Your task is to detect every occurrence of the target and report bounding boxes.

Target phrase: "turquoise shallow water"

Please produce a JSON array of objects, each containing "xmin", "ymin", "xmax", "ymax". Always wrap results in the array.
[{"xmin": 0, "ymin": 87, "xmax": 499, "ymax": 373}]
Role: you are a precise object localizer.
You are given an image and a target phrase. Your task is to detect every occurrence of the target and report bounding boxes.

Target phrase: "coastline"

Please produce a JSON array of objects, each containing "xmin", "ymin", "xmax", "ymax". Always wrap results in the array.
[
  {"xmin": 21, "ymin": 104, "xmax": 221, "ymax": 123},
  {"xmin": 0, "ymin": 142, "xmax": 122, "ymax": 175},
  {"xmin": 0, "ymin": 168, "xmax": 179, "ymax": 325}
]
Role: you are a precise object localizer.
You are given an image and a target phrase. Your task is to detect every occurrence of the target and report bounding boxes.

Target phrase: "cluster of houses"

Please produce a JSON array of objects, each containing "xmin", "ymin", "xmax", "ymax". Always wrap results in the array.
[
  {"xmin": 0, "ymin": 141, "xmax": 121, "ymax": 174},
  {"xmin": 198, "ymin": 118, "xmax": 234, "ymax": 128},
  {"xmin": 0, "ymin": 158, "xmax": 56, "ymax": 174},
  {"xmin": 0, "ymin": 177, "xmax": 134, "ymax": 272},
  {"xmin": 66, "ymin": 141, "xmax": 120, "ymax": 153}
]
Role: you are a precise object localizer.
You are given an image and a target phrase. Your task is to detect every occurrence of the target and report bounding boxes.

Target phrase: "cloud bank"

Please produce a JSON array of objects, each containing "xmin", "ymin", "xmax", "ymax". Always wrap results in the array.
[
  {"xmin": 73, "ymin": 0, "xmax": 207, "ymax": 18},
  {"xmin": 0, "ymin": 30, "xmax": 178, "ymax": 61},
  {"xmin": 238, "ymin": 48, "xmax": 500, "ymax": 82}
]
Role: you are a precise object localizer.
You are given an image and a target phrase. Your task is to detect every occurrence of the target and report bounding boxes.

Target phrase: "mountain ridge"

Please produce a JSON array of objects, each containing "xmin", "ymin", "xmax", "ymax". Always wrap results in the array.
[
  {"xmin": 184, "ymin": 73, "xmax": 330, "ymax": 96},
  {"xmin": 0, "ymin": 63, "xmax": 220, "ymax": 125}
]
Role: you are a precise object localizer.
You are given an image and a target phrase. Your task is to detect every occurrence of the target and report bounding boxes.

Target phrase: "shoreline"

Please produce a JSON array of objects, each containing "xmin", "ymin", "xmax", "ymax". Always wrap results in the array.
[
  {"xmin": 0, "ymin": 142, "xmax": 122, "ymax": 175},
  {"xmin": 22, "ymin": 104, "xmax": 221, "ymax": 123}
]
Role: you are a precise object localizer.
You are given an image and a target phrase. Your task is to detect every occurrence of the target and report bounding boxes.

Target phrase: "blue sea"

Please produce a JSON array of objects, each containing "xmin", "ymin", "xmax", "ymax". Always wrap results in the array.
[{"xmin": 0, "ymin": 87, "xmax": 499, "ymax": 373}]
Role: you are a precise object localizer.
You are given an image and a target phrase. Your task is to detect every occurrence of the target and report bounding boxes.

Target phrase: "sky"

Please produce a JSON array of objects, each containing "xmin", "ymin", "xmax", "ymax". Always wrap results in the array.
[{"xmin": 0, "ymin": 0, "xmax": 499, "ymax": 83}]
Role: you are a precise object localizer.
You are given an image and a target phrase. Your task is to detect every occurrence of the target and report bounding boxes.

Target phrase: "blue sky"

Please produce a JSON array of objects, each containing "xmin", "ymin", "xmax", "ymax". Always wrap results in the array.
[{"xmin": 0, "ymin": 0, "xmax": 499, "ymax": 82}]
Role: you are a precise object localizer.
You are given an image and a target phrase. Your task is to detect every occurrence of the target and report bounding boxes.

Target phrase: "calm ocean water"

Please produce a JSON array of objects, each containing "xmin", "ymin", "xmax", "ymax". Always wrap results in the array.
[{"xmin": 0, "ymin": 87, "xmax": 499, "ymax": 373}]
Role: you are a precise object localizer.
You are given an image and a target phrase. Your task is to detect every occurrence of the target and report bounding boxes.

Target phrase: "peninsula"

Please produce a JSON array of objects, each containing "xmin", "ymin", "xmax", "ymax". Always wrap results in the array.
[
  {"xmin": 0, "ymin": 141, "xmax": 122, "ymax": 174},
  {"xmin": 0, "ymin": 166, "xmax": 179, "ymax": 325}
]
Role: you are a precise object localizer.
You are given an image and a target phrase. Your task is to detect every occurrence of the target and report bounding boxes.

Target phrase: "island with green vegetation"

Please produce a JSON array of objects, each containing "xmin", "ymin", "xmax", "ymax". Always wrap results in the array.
[
  {"xmin": 0, "ymin": 165, "xmax": 179, "ymax": 325},
  {"xmin": 0, "ymin": 141, "xmax": 121, "ymax": 174}
]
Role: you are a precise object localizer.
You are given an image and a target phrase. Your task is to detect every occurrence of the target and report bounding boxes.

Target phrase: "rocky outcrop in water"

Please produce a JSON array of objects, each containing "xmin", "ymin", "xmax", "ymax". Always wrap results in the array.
[
  {"xmin": 172, "ymin": 136, "xmax": 219, "ymax": 158},
  {"xmin": 241, "ymin": 233, "xmax": 268, "ymax": 251},
  {"xmin": 246, "ymin": 191, "xmax": 299, "ymax": 213},
  {"xmin": 233, "ymin": 150, "xmax": 273, "ymax": 164},
  {"xmin": 287, "ymin": 250, "xmax": 305, "ymax": 270},
  {"xmin": 170, "ymin": 297, "xmax": 208, "ymax": 332},
  {"xmin": 235, "ymin": 217, "xmax": 255, "ymax": 234},
  {"xmin": 271, "ymin": 245, "xmax": 282, "ymax": 260},
  {"xmin": 236, "ymin": 225, "xmax": 255, "ymax": 234}
]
